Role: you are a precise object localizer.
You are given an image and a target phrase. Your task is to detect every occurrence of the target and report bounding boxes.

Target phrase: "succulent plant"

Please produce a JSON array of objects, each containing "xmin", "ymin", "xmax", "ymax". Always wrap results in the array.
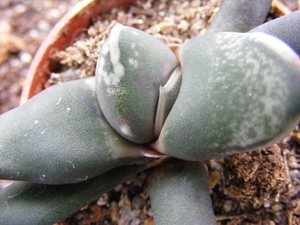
[{"xmin": 0, "ymin": 1, "xmax": 300, "ymax": 224}]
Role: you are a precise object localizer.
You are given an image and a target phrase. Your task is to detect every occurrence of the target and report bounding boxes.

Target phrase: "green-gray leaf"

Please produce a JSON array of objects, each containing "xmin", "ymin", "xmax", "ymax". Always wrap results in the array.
[
  {"xmin": 0, "ymin": 77, "xmax": 149, "ymax": 184},
  {"xmin": 96, "ymin": 24, "xmax": 179, "ymax": 144},
  {"xmin": 154, "ymin": 32, "xmax": 300, "ymax": 161},
  {"xmin": 0, "ymin": 164, "xmax": 145, "ymax": 225},
  {"xmin": 149, "ymin": 160, "xmax": 216, "ymax": 225},
  {"xmin": 250, "ymin": 10, "xmax": 300, "ymax": 56},
  {"xmin": 207, "ymin": 0, "xmax": 272, "ymax": 33}
]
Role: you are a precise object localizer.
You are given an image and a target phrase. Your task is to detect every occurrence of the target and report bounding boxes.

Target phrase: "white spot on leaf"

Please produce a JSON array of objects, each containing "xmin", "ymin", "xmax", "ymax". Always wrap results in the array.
[
  {"xmin": 66, "ymin": 160, "xmax": 75, "ymax": 169},
  {"xmin": 98, "ymin": 23, "xmax": 126, "ymax": 96},
  {"xmin": 56, "ymin": 97, "xmax": 62, "ymax": 105},
  {"xmin": 117, "ymin": 115, "xmax": 134, "ymax": 138},
  {"xmin": 128, "ymin": 58, "xmax": 138, "ymax": 68},
  {"xmin": 40, "ymin": 174, "xmax": 46, "ymax": 182}
]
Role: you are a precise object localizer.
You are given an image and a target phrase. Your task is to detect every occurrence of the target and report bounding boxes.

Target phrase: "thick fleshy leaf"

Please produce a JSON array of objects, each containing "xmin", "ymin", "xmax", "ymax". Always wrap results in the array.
[
  {"xmin": 250, "ymin": 10, "xmax": 300, "ymax": 56},
  {"xmin": 154, "ymin": 32, "xmax": 300, "ymax": 161},
  {"xmin": 96, "ymin": 24, "xmax": 179, "ymax": 144},
  {"xmin": 0, "ymin": 77, "xmax": 150, "ymax": 184},
  {"xmin": 149, "ymin": 160, "xmax": 216, "ymax": 225},
  {"xmin": 207, "ymin": 0, "xmax": 272, "ymax": 33},
  {"xmin": 0, "ymin": 164, "xmax": 145, "ymax": 225}
]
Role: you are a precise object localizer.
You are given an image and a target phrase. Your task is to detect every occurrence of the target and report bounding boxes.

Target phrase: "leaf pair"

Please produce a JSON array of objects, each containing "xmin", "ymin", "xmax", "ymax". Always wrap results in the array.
[{"xmin": 96, "ymin": 20, "xmax": 300, "ymax": 161}]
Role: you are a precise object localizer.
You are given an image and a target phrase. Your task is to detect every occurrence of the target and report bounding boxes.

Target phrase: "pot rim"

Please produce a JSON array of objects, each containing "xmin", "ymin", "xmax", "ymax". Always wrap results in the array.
[{"xmin": 20, "ymin": 0, "xmax": 136, "ymax": 104}]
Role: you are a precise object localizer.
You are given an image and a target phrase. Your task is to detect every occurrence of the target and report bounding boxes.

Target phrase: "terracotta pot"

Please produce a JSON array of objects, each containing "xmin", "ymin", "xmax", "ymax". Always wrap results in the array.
[{"xmin": 20, "ymin": 0, "xmax": 136, "ymax": 104}]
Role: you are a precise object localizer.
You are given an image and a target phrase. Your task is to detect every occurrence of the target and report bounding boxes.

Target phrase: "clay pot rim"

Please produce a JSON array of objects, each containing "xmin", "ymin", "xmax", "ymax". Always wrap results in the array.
[{"xmin": 20, "ymin": 0, "xmax": 136, "ymax": 104}]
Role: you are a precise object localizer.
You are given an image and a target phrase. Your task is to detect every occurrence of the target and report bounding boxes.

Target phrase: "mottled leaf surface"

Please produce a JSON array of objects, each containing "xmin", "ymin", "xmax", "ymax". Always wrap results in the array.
[{"xmin": 156, "ymin": 32, "xmax": 300, "ymax": 160}]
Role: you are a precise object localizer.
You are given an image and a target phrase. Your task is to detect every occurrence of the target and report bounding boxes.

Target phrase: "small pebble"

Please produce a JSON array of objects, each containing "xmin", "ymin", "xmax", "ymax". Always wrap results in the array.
[
  {"xmin": 14, "ymin": 4, "xmax": 27, "ymax": 14},
  {"xmin": 132, "ymin": 195, "xmax": 146, "ymax": 209},
  {"xmin": 223, "ymin": 200, "xmax": 233, "ymax": 212},
  {"xmin": 110, "ymin": 201, "xmax": 119, "ymax": 222},
  {"xmin": 20, "ymin": 51, "xmax": 32, "ymax": 64},
  {"xmin": 96, "ymin": 193, "xmax": 108, "ymax": 206},
  {"xmin": 89, "ymin": 204, "xmax": 101, "ymax": 222},
  {"xmin": 37, "ymin": 20, "xmax": 51, "ymax": 32},
  {"xmin": 271, "ymin": 203, "xmax": 284, "ymax": 212}
]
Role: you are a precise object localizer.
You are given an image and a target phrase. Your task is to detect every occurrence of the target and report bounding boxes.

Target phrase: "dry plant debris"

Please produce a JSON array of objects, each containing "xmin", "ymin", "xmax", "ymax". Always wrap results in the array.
[
  {"xmin": 208, "ymin": 128, "xmax": 300, "ymax": 225},
  {"xmin": 224, "ymin": 145, "xmax": 291, "ymax": 207},
  {"xmin": 15, "ymin": 0, "xmax": 300, "ymax": 224}
]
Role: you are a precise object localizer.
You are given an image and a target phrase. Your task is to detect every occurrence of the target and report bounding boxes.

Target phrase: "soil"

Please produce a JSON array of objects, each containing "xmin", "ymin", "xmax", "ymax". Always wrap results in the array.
[
  {"xmin": 0, "ymin": 0, "xmax": 300, "ymax": 225},
  {"xmin": 0, "ymin": 0, "xmax": 80, "ymax": 114}
]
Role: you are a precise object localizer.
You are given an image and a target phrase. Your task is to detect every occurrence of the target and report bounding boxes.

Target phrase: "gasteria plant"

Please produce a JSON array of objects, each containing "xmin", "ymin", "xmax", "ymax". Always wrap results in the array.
[{"xmin": 0, "ymin": 0, "xmax": 300, "ymax": 224}]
